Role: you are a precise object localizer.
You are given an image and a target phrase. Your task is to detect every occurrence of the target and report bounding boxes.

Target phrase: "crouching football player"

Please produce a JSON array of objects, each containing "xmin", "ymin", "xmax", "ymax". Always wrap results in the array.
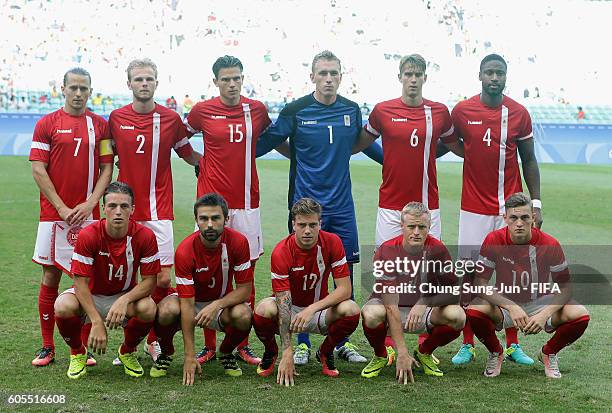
[
  {"xmin": 361, "ymin": 202, "xmax": 465, "ymax": 383},
  {"xmin": 54, "ymin": 182, "xmax": 159, "ymax": 379},
  {"xmin": 152, "ymin": 193, "xmax": 254, "ymax": 384},
  {"xmin": 467, "ymin": 193, "xmax": 589, "ymax": 378},
  {"xmin": 253, "ymin": 198, "xmax": 361, "ymax": 385}
]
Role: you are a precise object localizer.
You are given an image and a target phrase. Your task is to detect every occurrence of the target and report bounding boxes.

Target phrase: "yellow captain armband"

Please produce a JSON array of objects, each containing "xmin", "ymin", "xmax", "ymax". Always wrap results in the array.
[{"xmin": 99, "ymin": 139, "xmax": 113, "ymax": 156}]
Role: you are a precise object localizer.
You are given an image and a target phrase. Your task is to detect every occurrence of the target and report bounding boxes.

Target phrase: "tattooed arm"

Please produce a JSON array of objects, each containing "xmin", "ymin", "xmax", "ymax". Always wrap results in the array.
[{"xmin": 275, "ymin": 290, "xmax": 296, "ymax": 386}]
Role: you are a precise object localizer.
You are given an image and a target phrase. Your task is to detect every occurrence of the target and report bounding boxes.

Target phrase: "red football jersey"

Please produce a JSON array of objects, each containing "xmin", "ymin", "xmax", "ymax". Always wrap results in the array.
[
  {"xmin": 174, "ymin": 227, "xmax": 253, "ymax": 302},
  {"xmin": 185, "ymin": 96, "xmax": 271, "ymax": 209},
  {"xmin": 109, "ymin": 103, "xmax": 194, "ymax": 221},
  {"xmin": 70, "ymin": 220, "xmax": 160, "ymax": 296},
  {"xmin": 451, "ymin": 95, "xmax": 533, "ymax": 215},
  {"xmin": 365, "ymin": 98, "xmax": 455, "ymax": 210},
  {"xmin": 29, "ymin": 109, "xmax": 114, "ymax": 221},
  {"xmin": 372, "ymin": 234, "xmax": 456, "ymax": 306},
  {"xmin": 477, "ymin": 227, "xmax": 570, "ymax": 302},
  {"xmin": 271, "ymin": 230, "xmax": 349, "ymax": 308}
]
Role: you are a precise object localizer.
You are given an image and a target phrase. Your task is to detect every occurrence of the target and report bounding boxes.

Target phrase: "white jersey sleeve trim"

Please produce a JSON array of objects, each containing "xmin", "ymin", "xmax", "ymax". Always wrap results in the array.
[
  {"xmin": 31, "ymin": 141, "xmax": 50, "ymax": 151},
  {"xmin": 183, "ymin": 118, "xmax": 197, "ymax": 134},
  {"xmin": 72, "ymin": 252, "xmax": 94, "ymax": 265},
  {"xmin": 271, "ymin": 272, "xmax": 288, "ymax": 280},
  {"xmin": 440, "ymin": 124, "xmax": 455, "ymax": 138},
  {"xmin": 234, "ymin": 261, "xmax": 251, "ymax": 272},
  {"xmin": 516, "ymin": 132, "xmax": 534, "ymax": 141},
  {"xmin": 478, "ymin": 255, "xmax": 496, "ymax": 269},
  {"xmin": 174, "ymin": 137, "xmax": 190, "ymax": 149},
  {"xmin": 550, "ymin": 261, "xmax": 568, "ymax": 273},
  {"xmin": 175, "ymin": 276, "xmax": 194, "ymax": 285},
  {"xmin": 331, "ymin": 257, "xmax": 347, "ymax": 268},
  {"xmin": 365, "ymin": 123, "xmax": 380, "ymax": 137},
  {"xmin": 141, "ymin": 253, "xmax": 160, "ymax": 264}
]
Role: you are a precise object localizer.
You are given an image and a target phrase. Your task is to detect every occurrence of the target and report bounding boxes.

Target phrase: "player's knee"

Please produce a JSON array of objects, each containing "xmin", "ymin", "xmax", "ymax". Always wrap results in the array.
[
  {"xmin": 565, "ymin": 303, "xmax": 589, "ymax": 322},
  {"xmin": 135, "ymin": 297, "xmax": 156, "ymax": 321},
  {"xmin": 229, "ymin": 304, "xmax": 252, "ymax": 330},
  {"xmin": 361, "ymin": 304, "xmax": 386, "ymax": 328},
  {"xmin": 157, "ymin": 297, "xmax": 180, "ymax": 325},
  {"xmin": 337, "ymin": 299, "xmax": 360, "ymax": 317},
  {"xmin": 442, "ymin": 305, "xmax": 466, "ymax": 330},
  {"xmin": 255, "ymin": 297, "xmax": 277, "ymax": 318},
  {"xmin": 41, "ymin": 266, "xmax": 62, "ymax": 287},
  {"xmin": 54, "ymin": 294, "xmax": 79, "ymax": 318}
]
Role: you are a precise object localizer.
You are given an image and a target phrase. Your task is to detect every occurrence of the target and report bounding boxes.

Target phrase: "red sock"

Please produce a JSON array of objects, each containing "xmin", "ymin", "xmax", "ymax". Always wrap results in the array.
[
  {"xmin": 419, "ymin": 325, "xmax": 461, "ymax": 354},
  {"xmin": 38, "ymin": 284, "xmax": 58, "ymax": 348},
  {"xmin": 462, "ymin": 317, "xmax": 475, "ymax": 345},
  {"xmin": 237, "ymin": 277, "xmax": 256, "ymax": 348},
  {"xmin": 220, "ymin": 325, "xmax": 250, "ymax": 354},
  {"xmin": 56, "ymin": 316, "xmax": 85, "ymax": 355},
  {"xmin": 81, "ymin": 322, "xmax": 92, "ymax": 348},
  {"xmin": 121, "ymin": 317, "xmax": 154, "ymax": 354},
  {"xmin": 418, "ymin": 333, "xmax": 428, "ymax": 346},
  {"xmin": 253, "ymin": 313, "xmax": 278, "ymax": 354},
  {"xmin": 384, "ymin": 335, "xmax": 396, "ymax": 348},
  {"xmin": 505, "ymin": 327, "xmax": 518, "ymax": 347},
  {"xmin": 320, "ymin": 314, "xmax": 360, "ymax": 355},
  {"xmin": 154, "ymin": 319, "xmax": 179, "ymax": 355},
  {"xmin": 363, "ymin": 321, "xmax": 387, "ymax": 358},
  {"xmin": 466, "ymin": 309, "xmax": 502, "ymax": 354},
  {"xmin": 542, "ymin": 315, "xmax": 590, "ymax": 355},
  {"xmin": 204, "ymin": 328, "xmax": 217, "ymax": 350}
]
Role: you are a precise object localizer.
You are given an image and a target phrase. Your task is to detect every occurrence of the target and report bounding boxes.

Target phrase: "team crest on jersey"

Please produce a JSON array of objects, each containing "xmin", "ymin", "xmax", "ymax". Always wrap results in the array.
[
  {"xmin": 344, "ymin": 115, "xmax": 351, "ymax": 126},
  {"xmin": 66, "ymin": 226, "xmax": 83, "ymax": 247}
]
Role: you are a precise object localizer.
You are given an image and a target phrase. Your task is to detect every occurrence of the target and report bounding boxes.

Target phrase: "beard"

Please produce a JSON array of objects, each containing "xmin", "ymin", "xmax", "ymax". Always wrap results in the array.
[{"xmin": 201, "ymin": 228, "xmax": 222, "ymax": 242}]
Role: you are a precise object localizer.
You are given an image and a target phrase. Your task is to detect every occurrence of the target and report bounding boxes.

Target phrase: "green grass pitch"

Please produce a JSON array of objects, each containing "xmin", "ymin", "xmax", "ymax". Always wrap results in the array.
[{"xmin": 0, "ymin": 157, "xmax": 610, "ymax": 412}]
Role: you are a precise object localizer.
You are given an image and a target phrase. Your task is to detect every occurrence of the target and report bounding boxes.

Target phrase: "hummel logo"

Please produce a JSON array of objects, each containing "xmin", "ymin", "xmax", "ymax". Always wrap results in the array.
[
  {"xmin": 391, "ymin": 118, "xmax": 407, "ymax": 122},
  {"xmin": 502, "ymin": 256, "xmax": 515, "ymax": 264},
  {"xmin": 353, "ymin": 252, "xmax": 360, "ymax": 256},
  {"xmin": 196, "ymin": 267, "xmax": 209, "ymax": 273},
  {"xmin": 120, "ymin": 125, "xmax": 135, "ymax": 130},
  {"xmin": 42, "ymin": 313, "xmax": 50, "ymax": 321},
  {"xmin": 211, "ymin": 115, "xmax": 226, "ymax": 119},
  {"xmin": 99, "ymin": 251, "xmax": 110, "ymax": 257},
  {"xmin": 468, "ymin": 120, "xmax": 482, "ymax": 125},
  {"xmin": 302, "ymin": 120, "xmax": 317, "ymax": 125},
  {"xmin": 56, "ymin": 129, "xmax": 72, "ymax": 133},
  {"xmin": 291, "ymin": 266, "xmax": 305, "ymax": 271}
]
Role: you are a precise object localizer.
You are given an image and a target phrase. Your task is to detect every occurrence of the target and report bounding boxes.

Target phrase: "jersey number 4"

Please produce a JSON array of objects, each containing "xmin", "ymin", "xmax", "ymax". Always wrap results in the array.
[
  {"xmin": 482, "ymin": 128, "xmax": 492, "ymax": 147},
  {"xmin": 108, "ymin": 264, "xmax": 125, "ymax": 281}
]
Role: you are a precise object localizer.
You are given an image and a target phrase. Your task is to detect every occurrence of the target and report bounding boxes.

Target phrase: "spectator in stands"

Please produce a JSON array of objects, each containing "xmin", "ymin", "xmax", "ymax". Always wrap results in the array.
[
  {"xmin": 39, "ymin": 94, "xmax": 48, "ymax": 105},
  {"xmin": 166, "ymin": 95, "xmax": 177, "ymax": 110},
  {"xmin": 103, "ymin": 95, "xmax": 113, "ymax": 106},
  {"xmin": 576, "ymin": 106, "xmax": 586, "ymax": 122},
  {"xmin": 17, "ymin": 96, "xmax": 28, "ymax": 111},
  {"xmin": 183, "ymin": 94, "xmax": 194, "ymax": 118},
  {"xmin": 92, "ymin": 93, "xmax": 103, "ymax": 106},
  {"xmin": 360, "ymin": 102, "xmax": 370, "ymax": 116}
]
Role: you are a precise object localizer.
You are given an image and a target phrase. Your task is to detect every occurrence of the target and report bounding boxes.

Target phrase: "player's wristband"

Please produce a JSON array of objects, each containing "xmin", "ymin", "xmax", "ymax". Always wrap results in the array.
[{"xmin": 532, "ymin": 199, "xmax": 542, "ymax": 209}]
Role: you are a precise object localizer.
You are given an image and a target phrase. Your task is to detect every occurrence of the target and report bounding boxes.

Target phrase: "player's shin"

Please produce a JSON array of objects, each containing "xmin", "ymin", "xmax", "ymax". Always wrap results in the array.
[
  {"xmin": 253, "ymin": 313, "xmax": 278, "ymax": 355},
  {"xmin": 419, "ymin": 325, "xmax": 461, "ymax": 354},
  {"xmin": 542, "ymin": 315, "xmax": 590, "ymax": 355},
  {"xmin": 154, "ymin": 319, "xmax": 180, "ymax": 355},
  {"xmin": 362, "ymin": 321, "xmax": 388, "ymax": 358},
  {"xmin": 56, "ymin": 316, "xmax": 86, "ymax": 355},
  {"xmin": 220, "ymin": 325, "xmax": 250, "ymax": 354},
  {"xmin": 320, "ymin": 314, "xmax": 360, "ymax": 355},
  {"xmin": 466, "ymin": 309, "xmax": 502, "ymax": 354},
  {"xmin": 121, "ymin": 317, "xmax": 154, "ymax": 354},
  {"xmin": 39, "ymin": 283, "xmax": 59, "ymax": 348}
]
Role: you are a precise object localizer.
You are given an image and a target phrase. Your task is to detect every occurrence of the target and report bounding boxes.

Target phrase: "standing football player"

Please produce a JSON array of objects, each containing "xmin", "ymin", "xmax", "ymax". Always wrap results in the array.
[
  {"xmin": 30, "ymin": 67, "xmax": 113, "ymax": 367},
  {"xmin": 185, "ymin": 55, "xmax": 271, "ymax": 365},
  {"xmin": 108, "ymin": 58, "xmax": 200, "ymax": 363},
  {"xmin": 446, "ymin": 54, "xmax": 542, "ymax": 366},
  {"xmin": 256, "ymin": 51, "xmax": 383, "ymax": 364}
]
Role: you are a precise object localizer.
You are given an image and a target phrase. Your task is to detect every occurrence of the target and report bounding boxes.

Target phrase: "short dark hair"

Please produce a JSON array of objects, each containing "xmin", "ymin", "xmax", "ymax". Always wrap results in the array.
[
  {"xmin": 194, "ymin": 193, "xmax": 229, "ymax": 219},
  {"xmin": 479, "ymin": 54, "xmax": 507, "ymax": 72},
  {"xmin": 291, "ymin": 198, "xmax": 322, "ymax": 220},
  {"xmin": 505, "ymin": 192, "xmax": 532, "ymax": 210},
  {"xmin": 212, "ymin": 55, "xmax": 243, "ymax": 79},
  {"xmin": 63, "ymin": 67, "xmax": 91, "ymax": 86},
  {"xmin": 103, "ymin": 181, "xmax": 134, "ymax": 205}
]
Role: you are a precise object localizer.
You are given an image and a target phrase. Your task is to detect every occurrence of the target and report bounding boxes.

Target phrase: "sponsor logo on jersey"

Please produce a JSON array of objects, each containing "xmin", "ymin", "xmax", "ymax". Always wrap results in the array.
[
  {"xmin": 302, "ymin": 120, "xmax": 317, "ymax": 125},
  {"xmin": 467, "ymin": 120, "xmax": 482, "ymax": 125},
  {"xmin": 120, "ymin": 125, "xmax": 135, "ymax": 130},
  {"xmin": 99, "ymin": 251, "xmax": 110, "ymax": 256},
  {"xmin": 501, "ymin": 256, "xmax": 515, "ymax": 264},
  {"xmin": 56, "ymin": 129, "xmax": 72, "ymax": 133},
  {"xmin": 391, "ymin": 118, "xmax": 407, "ymax": 122},
  {"xmin": 196, "ymin": 267, "xmax": 209, "ymax": 273},
  {"xmin": 344, "ymin": 115, "xmax": 351, "ymax": 126},
  {"xmin": 211, "ymin": 115, "xmax": 227, "ymax": 119},
  {"xmin": 291, "ymin": 266, "xmax": 305, "ymax": 271}
]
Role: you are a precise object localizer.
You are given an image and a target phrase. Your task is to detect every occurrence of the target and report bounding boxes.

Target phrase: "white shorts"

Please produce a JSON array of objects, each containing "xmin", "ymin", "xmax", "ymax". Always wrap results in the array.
[
  {"xmin": 138, "ymin": 220, "xmax": 173, "ymax": 266},
  {"xmin": 268, "ymin": 297, "xmax": 329, "ymax": 334},
  {"xmin": 194, "ymin": 300, "xmax": 252, "ymax": 332},
  {"xmin": 365, "ymin": 297, "xmax": 434, "ymax": 334},
  {"xmin": 60, "ymin": 287, "xmax": 128, "ymax": 325},
  {"xmin": 458, "ymin": 210, "xmax": 505, "ymax": 260},
  {"xmin": 498, "ymin": 295, "xmax": 556, "ymax": 333},
  {"xmin": 193, "ymin": 208, "xmax": 263, "ymax": 260},
  {"xmin": 33, "ymin": 220, "xmax": 96, "ymax": 273},
  {"xmin": 375, "ymin": 207, "xmax": 441, "ymax": 247}
]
